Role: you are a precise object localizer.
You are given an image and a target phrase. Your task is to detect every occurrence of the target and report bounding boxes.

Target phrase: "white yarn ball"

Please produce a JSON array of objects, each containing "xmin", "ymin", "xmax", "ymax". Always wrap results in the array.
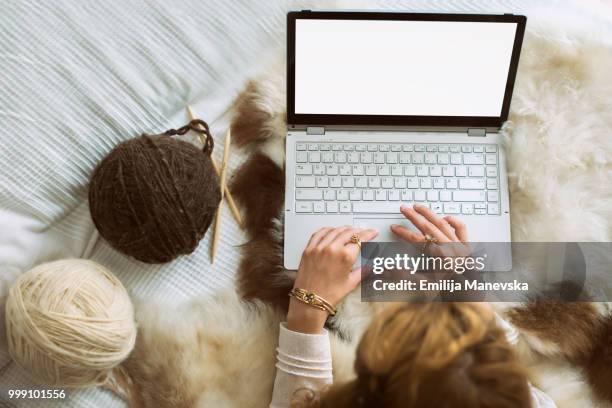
[{"xmin": 4, "ymin": 259, "xmax": 136, "ymax": 387}]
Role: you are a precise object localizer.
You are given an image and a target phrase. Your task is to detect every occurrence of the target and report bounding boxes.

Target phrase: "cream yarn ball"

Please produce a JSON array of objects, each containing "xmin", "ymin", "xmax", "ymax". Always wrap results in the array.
[{"xmin": 4, "ymin": 259, "xmax": 136, "ymax": 387}]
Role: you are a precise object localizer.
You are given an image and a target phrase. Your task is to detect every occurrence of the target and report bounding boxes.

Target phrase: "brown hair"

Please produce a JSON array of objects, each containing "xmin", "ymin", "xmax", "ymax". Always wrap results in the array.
[{"xmin": 293, "ymin": 303, "xmax": 531, "ymax": 408}]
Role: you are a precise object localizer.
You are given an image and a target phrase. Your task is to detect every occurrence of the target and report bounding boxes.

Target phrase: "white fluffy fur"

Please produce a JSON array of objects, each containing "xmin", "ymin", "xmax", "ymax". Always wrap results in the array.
[{"xmin": 125, "ymin": 23, "xmax": 612, "ymax": 408}]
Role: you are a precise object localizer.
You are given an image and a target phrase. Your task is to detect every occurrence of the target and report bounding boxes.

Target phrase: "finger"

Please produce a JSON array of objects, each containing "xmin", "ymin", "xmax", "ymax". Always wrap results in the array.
[
  {"xmin": 332, "ymin": 227, "xmax": 378, "ymax": 248},
  {"xmin": 412, "ymin": 204, "xmax": 458, "ymax": 241},
  {"xmin": 332, "ymin": 227, "xmax": 363, "ymax": 249},
  {"xmin": 305, "ymin": 227, "xmax": 333, "ymax": 250},
  {"xmin": 400, "ymin": 205, "xmax": 449, "ymax": 242},
  {"xmin": 390, "ymin": 224, "xmax": 424, "ymax": 243},
  {"xmin": 444, "ymin": 216, "xmax": 469, "ymax": 242},
  {"xmin": 341, "ymin": 229, "xmax": 379, "ymax": 259},
  {"xmin": 317, "ymin": 226, "xmax": 352, "ymax": 249}
]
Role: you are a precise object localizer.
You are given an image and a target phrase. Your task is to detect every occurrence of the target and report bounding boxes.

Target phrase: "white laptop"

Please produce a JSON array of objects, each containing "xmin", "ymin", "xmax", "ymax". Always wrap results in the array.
[{"xmin": 284, "ymin": 11, "xmax": 526, "ymax": 270}]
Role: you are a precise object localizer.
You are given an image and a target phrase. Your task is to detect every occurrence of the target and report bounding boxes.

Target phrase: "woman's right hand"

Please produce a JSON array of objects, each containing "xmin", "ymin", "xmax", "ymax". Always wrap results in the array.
[{"xmin": 287, "ymin": 226, "xmax": 378, "ymax": 334}]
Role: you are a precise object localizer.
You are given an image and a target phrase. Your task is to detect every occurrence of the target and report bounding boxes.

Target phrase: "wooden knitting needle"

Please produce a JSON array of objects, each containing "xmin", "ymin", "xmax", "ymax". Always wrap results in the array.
[
  {"xmin": 210, "ymin": 129, "xmax": 231, "ymax": 263},
  {"xmin": 186, "ymin": 106, "xmax": 243, "ymax": 228}
]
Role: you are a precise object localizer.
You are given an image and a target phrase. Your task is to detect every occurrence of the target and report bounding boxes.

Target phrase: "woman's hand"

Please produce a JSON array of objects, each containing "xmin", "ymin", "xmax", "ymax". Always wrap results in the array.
[
  {"xmin": 390, "ymin": 204, "xmax": 470, "ymax": 258},
  {"xmin": 287, "ymin": 226, "xmax": 378, "ymax": 334}
]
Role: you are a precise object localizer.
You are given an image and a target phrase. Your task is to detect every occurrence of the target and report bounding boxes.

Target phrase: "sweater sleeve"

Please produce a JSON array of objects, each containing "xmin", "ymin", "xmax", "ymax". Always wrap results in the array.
[
  {"xmin": 496, "ymin": 315, "xmax": 557, "ymax": 408},
  {"xmin": 269, "ymin": 323, "xmax": 333, "ymax": 408}
]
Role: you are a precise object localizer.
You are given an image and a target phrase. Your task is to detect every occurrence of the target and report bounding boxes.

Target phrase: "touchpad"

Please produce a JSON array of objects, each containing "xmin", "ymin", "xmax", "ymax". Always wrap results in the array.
[{"xmin": 354, "ymin": 218, "xmax": 418, "ymax": 242}]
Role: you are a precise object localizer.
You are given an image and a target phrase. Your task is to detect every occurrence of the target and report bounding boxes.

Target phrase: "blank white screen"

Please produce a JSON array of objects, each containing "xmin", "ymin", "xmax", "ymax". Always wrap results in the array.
[{"xmin": 294, "ymin": 19, "xmax": 517, "ymax": 117}]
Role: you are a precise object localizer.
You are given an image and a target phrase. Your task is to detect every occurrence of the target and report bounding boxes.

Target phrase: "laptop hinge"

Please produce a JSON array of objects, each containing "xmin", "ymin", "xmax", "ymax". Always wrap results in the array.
[
  {"xmin": 306, "ymin": 126, "xmax": 325, "ymax": 135},
  {"xmin": 467, "ymin": 128, "xmax": 486, "ymax": 137}
]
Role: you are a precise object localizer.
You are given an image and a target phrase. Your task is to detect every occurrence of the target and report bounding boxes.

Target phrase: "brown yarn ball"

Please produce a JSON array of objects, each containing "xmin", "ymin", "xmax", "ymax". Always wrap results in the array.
[{"xmin": 89, "ymin": 121, "xmax": 221, "ymax": 263}]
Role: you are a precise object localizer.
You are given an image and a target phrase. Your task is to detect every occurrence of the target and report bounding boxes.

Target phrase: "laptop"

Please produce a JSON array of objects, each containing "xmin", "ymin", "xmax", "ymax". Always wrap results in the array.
[{"xmin": 284, "ymin": 11, "xmax": 526, "ymax": 270}]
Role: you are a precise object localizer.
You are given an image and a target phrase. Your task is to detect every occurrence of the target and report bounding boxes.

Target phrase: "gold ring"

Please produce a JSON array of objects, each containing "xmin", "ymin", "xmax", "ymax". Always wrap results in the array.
[
  {"xmin": 349, "ymin": 234, "xmax": 361, "ymax": 249},
  {"xmin": 422, "ymin": 234, "xmax": 438, "ymax": 253}
]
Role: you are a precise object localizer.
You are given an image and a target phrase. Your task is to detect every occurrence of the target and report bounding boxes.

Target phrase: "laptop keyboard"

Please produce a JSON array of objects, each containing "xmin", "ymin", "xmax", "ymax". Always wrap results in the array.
[{"xmin": 294, "ymin": 142, "xmax": 501, "ymax": 216}]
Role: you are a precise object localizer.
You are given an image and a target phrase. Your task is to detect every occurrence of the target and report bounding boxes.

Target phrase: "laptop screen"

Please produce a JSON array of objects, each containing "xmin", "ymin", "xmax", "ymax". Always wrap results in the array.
[{"xmin": 287, "ymin": 12, "xmax": 526, "ymax": 128}]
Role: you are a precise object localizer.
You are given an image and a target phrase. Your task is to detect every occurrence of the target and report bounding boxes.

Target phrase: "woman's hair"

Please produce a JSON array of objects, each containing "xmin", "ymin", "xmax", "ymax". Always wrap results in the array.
[{"xmin": 292, "ymin": 303, "xmax": 531, "ymax": 408}]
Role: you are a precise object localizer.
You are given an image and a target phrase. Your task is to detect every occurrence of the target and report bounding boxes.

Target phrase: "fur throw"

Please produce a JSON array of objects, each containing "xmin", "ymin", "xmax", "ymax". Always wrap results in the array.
[{"xmin": 117, "ymin": 27, "xmax": 612, "ymax": 408}]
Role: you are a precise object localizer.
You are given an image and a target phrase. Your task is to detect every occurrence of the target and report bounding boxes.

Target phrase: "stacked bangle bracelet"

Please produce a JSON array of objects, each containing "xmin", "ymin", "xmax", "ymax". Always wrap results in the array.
[{"xmin": 289, "ymin": 288, "xmax": 337, "ymax": 316}]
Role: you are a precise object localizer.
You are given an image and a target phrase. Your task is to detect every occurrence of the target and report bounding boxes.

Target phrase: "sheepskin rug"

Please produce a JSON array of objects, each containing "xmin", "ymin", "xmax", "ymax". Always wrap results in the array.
[{"xmin": 117, "ymin": 24, "xmax": 612, "ymax": 408}]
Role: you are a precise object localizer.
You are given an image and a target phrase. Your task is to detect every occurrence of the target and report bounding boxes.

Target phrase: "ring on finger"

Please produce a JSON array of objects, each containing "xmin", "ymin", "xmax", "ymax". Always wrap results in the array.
[
  {"xmin": 422, "ymin": 234, "xmax": 438, "ymax": 253},
  {"xmin": 348, "ymin": 234, "xmax": 361, "ymax": 249}
]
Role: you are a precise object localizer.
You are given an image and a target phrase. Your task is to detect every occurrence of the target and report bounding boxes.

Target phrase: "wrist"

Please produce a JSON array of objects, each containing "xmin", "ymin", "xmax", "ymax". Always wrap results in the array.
[{"xmin": 287, "ymin": 298, "xmax": 328, "ymax": 334}]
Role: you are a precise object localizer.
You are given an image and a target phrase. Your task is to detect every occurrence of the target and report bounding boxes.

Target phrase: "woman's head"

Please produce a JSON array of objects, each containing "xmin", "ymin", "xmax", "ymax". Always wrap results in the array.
[{"xmin": 294, "ymin": 303, "xmax": 531, "ymax": 408}]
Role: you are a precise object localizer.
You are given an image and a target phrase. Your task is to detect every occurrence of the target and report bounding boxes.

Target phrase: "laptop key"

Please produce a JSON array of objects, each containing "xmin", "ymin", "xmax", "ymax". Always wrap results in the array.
[
  {"xmin": 455, "ymin": 166, "xmax": 467, "ymax": 177},
  {"xmin": 463, "ymin": 154, "xmax": 484, "ymax": 165},
  {"xmin": 487, "ymin": 178, "xmax": 499, "ymax": 189},
  {"xmin": 353, "ymin": 202, "xmax": 401, "ymax": 213},
  {"xmin": 296, "ymin": 165, "xmax": 312, "ymax": 175},
  {"xmin": 296, "ymin": 202, "xmax": 313, "ymax": 213},
  {"xmin": 340, "ymin": 202, "xmax": 352, "ymax": 213},
  {"xmin": 431, "ymin": 202, "xmax": 443, "ymax": 213},
  {"xmin": 296, "ymin": 189, "xmax": 322, "ymax": 200},
  {"xmin": 459, "ymin": 178, "xmax": 485, "ymax": 189},
  {"xmin": 326, "ymin": 202, "xmax": 338, "ymax": 213},
  {"xmin": 453, "ymin": 191, "xmax": 485, "ymax": 202},
  {"xmin": 350, "ymin": 190, "xmax": 362, "ymax": 200},
  {"xmin": 295, "ymin": 177, "xmax": 315, "ymax": 188},
  {"xmin": 443, "ymin": 203, "xmax": 461, "ymax": 214},
  {"xmin": 487, "ymin": 191, "xmax": 499, "ymax": 202},
  {"xmin": 433, "ymin": 178, "xmax": 445, "ymax": 189},
  {"xmin": 296, "ymin": 152, "xmax": 308, "ymax": 163},
  {"xmin": 296, "ymin": 143, "xmax": 307, "ymax": 151},
  {"xmin": 468, "ymin": 166, "xmax": 484, "ymax": 177},
  {"xmin": 313, "ymin": 202, "xmax": 325, "ymax": 213}
]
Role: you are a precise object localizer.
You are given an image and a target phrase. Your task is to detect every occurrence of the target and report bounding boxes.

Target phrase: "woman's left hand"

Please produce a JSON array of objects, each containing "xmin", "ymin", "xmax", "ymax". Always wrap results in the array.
[{"xmin": 390, "ymin": 204, "xmax": 470, "ymax": 258}]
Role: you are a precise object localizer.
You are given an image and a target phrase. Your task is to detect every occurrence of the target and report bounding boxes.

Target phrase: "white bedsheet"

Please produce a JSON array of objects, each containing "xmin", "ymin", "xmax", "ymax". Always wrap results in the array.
[{"xmin": 1, "ymin": 0, "xmax": 611, "ymax": 406}]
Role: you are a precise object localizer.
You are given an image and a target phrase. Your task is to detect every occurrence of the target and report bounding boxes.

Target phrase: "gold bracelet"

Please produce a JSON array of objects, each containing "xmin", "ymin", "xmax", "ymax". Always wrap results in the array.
[{"xmin": 289, "ymin": 288, "xmax": 337, "ymax": 316}]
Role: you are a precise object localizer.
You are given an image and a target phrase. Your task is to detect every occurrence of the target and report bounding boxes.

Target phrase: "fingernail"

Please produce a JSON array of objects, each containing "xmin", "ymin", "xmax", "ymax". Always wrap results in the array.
[
  {"xmin": 400, "ymin": 205, "xmax": 409, "ymax": 211},
  {"xmin": 390, "ymin": 224, "xmax": 399, "ymax": 229}
]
